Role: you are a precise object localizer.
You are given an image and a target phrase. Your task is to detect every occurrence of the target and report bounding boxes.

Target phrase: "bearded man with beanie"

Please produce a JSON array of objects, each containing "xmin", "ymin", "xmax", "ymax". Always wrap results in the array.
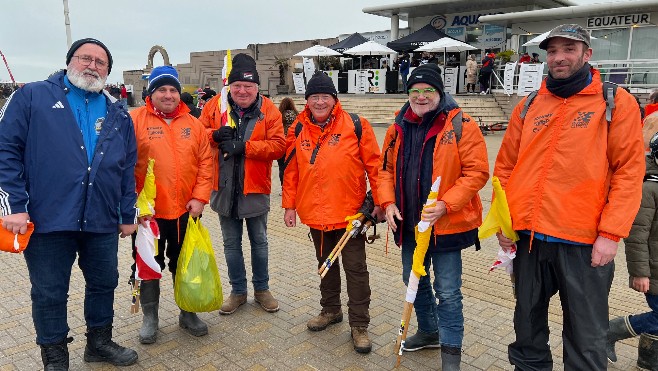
[
  {"xmin": 130, "ymin": 65, "xmax": 213, "ymax": 342},
  {"xmin": 379, "ymin": 63, "xmax": 489, "ymax": 370},
  {"xmin": 282, "ymin": 72, "xmax": 384, "ymax": 353},
  {"xmin": 199, "ymin": 53, "xmax": 285, "ymax": 315},
  {"xmin": 0, "ymin": 38, "xmax": 138, "ymax": 369},
  {"xmin": 494, "ymin": 24, "xmax": 644, "ymax": 370}
]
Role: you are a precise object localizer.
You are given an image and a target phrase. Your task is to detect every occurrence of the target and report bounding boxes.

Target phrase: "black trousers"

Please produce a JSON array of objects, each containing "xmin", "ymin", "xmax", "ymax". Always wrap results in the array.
[{"xmin": 509, "ymin": 234, "xmax": 614, "ymax": 371}]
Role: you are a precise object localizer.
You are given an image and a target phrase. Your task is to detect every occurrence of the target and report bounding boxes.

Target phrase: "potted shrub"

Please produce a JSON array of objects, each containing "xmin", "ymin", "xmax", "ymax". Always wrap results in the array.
[{"xmin": 273, "ymin": 56, "xmax": 289, "ymax": 95}]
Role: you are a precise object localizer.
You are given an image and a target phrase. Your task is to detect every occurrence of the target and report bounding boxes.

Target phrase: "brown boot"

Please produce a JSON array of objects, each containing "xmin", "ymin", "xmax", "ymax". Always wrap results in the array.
[
  {"xmin": 307, "ymin": 311, "xmax": 343, "ymax": 331},
  {"xmin": 254, "ymin": 290, "xmax": 279, "ymax": 313},
  {"xmin": 351, "ymin": 327, "xmax": 372, "ymax": 354},
  {"xmin": 218, "ymin": 293, "xmax": 247, "ymax": 315}
]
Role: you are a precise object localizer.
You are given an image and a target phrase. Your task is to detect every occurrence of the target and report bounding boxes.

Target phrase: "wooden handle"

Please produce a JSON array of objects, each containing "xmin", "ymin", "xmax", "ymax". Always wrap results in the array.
[
  {"xmin": 318, "ymin": 230, "xmax": 350, "ymax": 275},
  {"xmin": 320, "ymin": 233, "xmax": 352, "ymax": 279},
  {"xmin": 394, "ymin": 302, "xmax": 414, "ymax": 367},
  {"xmin": 130, "ymin": 280, "xmax": 140, "ymax": 314}
]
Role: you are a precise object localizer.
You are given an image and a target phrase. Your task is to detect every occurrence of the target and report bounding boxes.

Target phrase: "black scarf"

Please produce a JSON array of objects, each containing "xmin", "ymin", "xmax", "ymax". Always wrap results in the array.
[{"xmin": 546, "ymin": 63, "xmax": 592, "ymax": 98}]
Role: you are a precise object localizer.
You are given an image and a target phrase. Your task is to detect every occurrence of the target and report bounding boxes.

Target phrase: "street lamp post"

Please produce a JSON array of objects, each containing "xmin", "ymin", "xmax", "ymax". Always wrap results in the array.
[{"xmin": 63, "ymin": 0, "xmax": 72, "ymax": 49}]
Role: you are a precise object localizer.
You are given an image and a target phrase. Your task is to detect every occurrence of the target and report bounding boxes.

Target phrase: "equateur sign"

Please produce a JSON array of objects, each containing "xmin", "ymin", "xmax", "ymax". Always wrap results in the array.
[{"xmin": 587, "ymin": 14, "xmax": 650, "ymax": 28}]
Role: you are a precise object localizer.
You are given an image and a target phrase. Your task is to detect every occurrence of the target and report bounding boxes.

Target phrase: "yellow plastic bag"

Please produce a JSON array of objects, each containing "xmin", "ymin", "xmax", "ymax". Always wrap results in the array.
[{"xmin": 174, "ymin": 217, "xmax": 223, "ymax": 312}]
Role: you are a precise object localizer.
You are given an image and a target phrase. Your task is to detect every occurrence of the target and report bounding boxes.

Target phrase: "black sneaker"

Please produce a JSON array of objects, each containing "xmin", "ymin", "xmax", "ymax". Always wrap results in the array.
[{"xmin": 402, "ymin": 330, "xmax": 440, "ymax": 352}]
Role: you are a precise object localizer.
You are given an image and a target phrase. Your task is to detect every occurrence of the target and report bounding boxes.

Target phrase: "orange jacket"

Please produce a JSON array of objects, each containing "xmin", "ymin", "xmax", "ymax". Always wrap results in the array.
[
  {"xmin": 645, "ymin": 102, "xmax": 658, "ymax": 119},
  {"xmin": 198, "ymin": 93, "xmax": 285, "ymax": 194},
  {"xmin": 131, "ymin": 99, "xmax": 213, "ymax": 219},
  {"xmin": 494, "ymin": 69, "xmax": 644, "ymax": 244},
  {"xmin": 282, "ymin": 101, "xmax": 381, "ymax": 231},
  {"xmin": 378, "ymin": 106, "xmax": 489, "ymax": 236}
]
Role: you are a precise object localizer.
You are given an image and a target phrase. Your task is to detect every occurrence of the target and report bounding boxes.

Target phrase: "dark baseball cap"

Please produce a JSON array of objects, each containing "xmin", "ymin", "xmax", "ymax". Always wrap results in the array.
[{"xmin": 539, "ymin": 24, "xmax": 591, "ymax": 50}]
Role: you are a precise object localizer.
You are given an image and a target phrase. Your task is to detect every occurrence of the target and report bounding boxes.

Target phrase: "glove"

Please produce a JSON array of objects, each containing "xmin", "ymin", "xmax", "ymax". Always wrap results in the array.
[
  {"xmin": 220, "ymin": 140, "xmax": 246, "ymax": 159},
  {"xmin": 212, "ymin": 126, "xmax": 235, "ymax": 143}
]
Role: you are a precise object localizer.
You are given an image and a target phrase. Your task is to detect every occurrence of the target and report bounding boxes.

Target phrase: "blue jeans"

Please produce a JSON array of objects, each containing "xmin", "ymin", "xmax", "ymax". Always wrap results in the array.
[
  {"xmin": 630, "ymin": 293, "xmax": 658, "ymax": 335},
  {"xmin": 401, "ymin": 230, "xmax": 464, "ymax": 348},
  {"xmin": 23, "ymin": 232, "xmax": 119, "ymax": 345},
  {"xmin": 220, "ymin": 214, "xmax": 269, "ymax": 295}
]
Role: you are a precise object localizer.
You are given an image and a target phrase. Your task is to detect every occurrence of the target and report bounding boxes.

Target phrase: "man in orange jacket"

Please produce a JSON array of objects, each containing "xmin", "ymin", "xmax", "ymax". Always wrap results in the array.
[
  {"xmin": 130, "ymin": 65, "xmax": 213, "ymax": 343},
  {"xmin": 494, "ymin": 24, "xmax": 644, "ymax": 370},
  {"xmin": 282, "ymin": 72, "xmax": 384, "ymax": 354},
  {"xmin": 199, "ymin": 54, "xmax": 286, "ymax": 315},
  {"xmin": 379, "ymin": 63, "xmax": 489, "ymax": 370}
]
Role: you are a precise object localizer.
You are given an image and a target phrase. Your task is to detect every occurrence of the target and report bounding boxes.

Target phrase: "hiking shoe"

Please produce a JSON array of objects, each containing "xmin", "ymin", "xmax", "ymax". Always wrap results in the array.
[
  {"xmin": 218, "ymin": 293, "xmax": 247, "ymax": 315},
  {"xmin": 402, "ymin": 330, "xmax": 441, "ymax": 352},
  {"xmin": 351, "ymin": 327, "xmax": 372, "ymax": 354},
  {"xmin": 254, "ymin": 290, "xmax": 279, "ymax": 312},
  {"xmin": 307, "ymin": 311, "xmax": 343, "ymax": 331}
]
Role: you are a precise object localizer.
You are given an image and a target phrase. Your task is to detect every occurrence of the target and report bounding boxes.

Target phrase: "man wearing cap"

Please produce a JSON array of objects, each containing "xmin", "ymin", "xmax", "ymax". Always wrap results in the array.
[
  {"xmin": 494, "ymin": 24, "xmax": 644, "ymax": 370},
  {"xmin": 199, "ymin": 53, "xmax": 285, "ymax": 315},
  {"xmin": 282, "ymin": 72, "xmax": 384, "ymax": 354},
  {"xmin": 0, "ymin": 38, "xmax": 138, "ymax": 369},
  {"xmin": 130, "ymin": 65, "xmax": 213, "ymax": 342},
  {"xmin": 379, "ymin": 63, "xmax": 489, "ymax": 370}
]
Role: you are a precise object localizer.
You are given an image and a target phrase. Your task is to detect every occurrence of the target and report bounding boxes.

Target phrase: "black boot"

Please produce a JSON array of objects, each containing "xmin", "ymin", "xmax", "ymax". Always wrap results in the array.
[
  {"xmin": 139, "ymin": 279, "xmax": 160, "ymax": 344},
  {"xmin": 84, "ymin": 325, "xmax": 138, "ymax": 366},
  {"xmin": 638, "ymin": 333, "xmax": 658, "ymax": 371},
  {"xmin": 441, "ymin": 346, "xmax": 462, "ymax": 371},
  {"xmin": 40, "ymin": 337, "xmax": 72, "ymax": 371},
  {"xmin": 179, "ymin": 309, "xmax": 209, "ymax": 337},
  {"xmin": 607, "ymin": 316, "xmax": 636, "ymax": 362}
]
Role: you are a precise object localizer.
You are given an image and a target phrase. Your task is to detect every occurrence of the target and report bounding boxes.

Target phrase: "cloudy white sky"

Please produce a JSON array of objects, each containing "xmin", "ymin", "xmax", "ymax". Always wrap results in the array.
[{"xmin": 1, "ymin": 0, "xmax": 623, "ymax": 83}]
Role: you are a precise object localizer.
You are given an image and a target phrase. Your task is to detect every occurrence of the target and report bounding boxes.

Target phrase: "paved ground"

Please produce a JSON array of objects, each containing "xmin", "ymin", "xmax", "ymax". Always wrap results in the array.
[{"xmin": 0, "ymin": 126, "xmax": 649, "ymax": 370}]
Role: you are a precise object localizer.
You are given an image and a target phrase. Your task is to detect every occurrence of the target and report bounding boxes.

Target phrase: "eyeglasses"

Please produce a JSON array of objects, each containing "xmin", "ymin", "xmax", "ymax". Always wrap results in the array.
[
  {"xmin": 72, "ymin": 55, "xmax": 108, "ymax": 69},
  {"xmin": 308, "ymin": 94, "xmax": 334, "ymax": 103},
  {"xmin": 230, "ymin": 83, "xmax": 257, "ymax": 91},
  {"xmin": 408, "ymin": 87, "xmax": 438, "ymax": 97}
]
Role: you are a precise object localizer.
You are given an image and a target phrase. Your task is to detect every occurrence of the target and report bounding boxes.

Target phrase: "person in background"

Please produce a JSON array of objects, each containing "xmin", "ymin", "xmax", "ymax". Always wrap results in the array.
[
  {"xmin": 518, "ymin": 52, "xmax": 531, "ymax": 64},
  {"xmin": 120, "ymin": 84, "xmax": 128, "ymax": 107},
  {"xmin": 465, "ymin": 54, "xmax": 478, "ymax": 94},
  {"xmin": 0, "ymin": 37, "xmax": 139, "ymax": 369},
  {"xmin": 130, "ymin": 65, "xmax": 213, "ymax": 343},
  {"xmin": 606, "ymin": 131, "xmax": 658, "ymax": 371},
  {"xmin": 399, "ymin": 53, "xmax": 410, "ymax": 93},
  {"xmin": 276, "ymin": 97, "xmax": 298, "ymax": 186},
  {"xmin": 531, "ymin": 52, "xmax": 541, "ymax": 63},
  {"xmin": 181, "ymin": 92, "xmax": 201, "ymax": 118},
  {"xmin": 479, "ymin": 50, "xmax": 495, "ymax": 94},
  {"xmin": 645, "ymin": 90, "xmax": 658, "ymax": 119}
]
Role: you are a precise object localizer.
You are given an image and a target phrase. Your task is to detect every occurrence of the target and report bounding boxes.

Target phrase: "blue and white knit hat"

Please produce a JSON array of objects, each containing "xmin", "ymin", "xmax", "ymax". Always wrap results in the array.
[{"xmin": 147, "ymin": 65, "xmax": 181, "ymax": 94}]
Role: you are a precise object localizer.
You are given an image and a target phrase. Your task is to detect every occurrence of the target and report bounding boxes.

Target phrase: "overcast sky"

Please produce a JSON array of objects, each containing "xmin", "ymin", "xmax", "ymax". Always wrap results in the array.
[{"xmin": 1, "ymin": 0, "xmax": 622, "ymax": 84}]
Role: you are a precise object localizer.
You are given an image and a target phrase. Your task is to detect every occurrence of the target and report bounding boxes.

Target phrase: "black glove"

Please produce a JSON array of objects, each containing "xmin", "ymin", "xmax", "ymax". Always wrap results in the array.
[
  {"xmin": 220, "ymin": 140, "xmax": 246, "ymax": 159},
  {"xmin": 212, "ymin": 126, "xmax": 236, "ymax": 143}
]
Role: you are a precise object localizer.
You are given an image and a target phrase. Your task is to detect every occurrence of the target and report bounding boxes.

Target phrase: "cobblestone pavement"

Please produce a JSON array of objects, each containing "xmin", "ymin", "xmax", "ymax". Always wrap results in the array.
[{"xmin": 0, "ymin": 126, "xmax": 648, "ymax": 370}]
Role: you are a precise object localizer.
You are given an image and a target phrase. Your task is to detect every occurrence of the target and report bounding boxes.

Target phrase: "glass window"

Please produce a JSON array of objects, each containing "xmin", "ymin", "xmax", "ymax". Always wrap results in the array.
[
  {"xmin": 590, "ymin": 28, "xmax": 630, "ymax": 61},
  {"xmin": 630, "ymin": 26, "xmax": 658, "ymax": 60}
]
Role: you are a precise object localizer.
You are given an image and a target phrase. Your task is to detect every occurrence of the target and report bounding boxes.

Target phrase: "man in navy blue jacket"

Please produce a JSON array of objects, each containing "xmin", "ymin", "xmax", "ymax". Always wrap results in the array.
[{"xmin": 0, "ymin": 38, "xmax": 138, "ymax": 370}]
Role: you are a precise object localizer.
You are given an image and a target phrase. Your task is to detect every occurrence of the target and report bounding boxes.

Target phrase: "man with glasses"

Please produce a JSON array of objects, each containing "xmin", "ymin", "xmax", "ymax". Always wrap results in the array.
[
  {"xmin": 199, "ymin": 53, "xmax": 285, "ymax": 315},
  {"xmin": 379, "ymin": 63, "xmax": 489, "ymax": 370},
  {"xmin": 0, "ymin": 38, "xmax": 138, "ymax": 369},
  {"xmin": 282, "ymin": 71, "xmax": 384, "ymax": 353}
]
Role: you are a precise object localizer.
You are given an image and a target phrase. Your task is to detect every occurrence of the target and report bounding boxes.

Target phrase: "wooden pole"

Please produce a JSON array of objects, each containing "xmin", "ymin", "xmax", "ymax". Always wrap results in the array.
[{"xmin": 395, "ymin": 301, "xmax": 414, "ymax": 367}]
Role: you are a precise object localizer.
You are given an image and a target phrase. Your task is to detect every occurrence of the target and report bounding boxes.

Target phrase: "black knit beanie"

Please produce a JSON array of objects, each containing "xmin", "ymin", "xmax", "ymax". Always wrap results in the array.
[
  {"xmin": 228, "ymin": 53, "xmax": 260, "ymax": 85},
  {"xmin": 66, "ymin": 38, "xmax": 113, "ymax": 73},
  {"xmin": 305, "ymin": 72, "xmax": 337, "ymax": 99},
  {"xmin": 407, "ymin": 63, "xmax": 444, "ymax": 93}
]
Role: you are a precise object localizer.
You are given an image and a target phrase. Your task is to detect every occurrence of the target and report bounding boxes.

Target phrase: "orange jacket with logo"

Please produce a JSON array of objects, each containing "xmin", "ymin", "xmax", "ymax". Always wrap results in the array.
[
  {"xmin": 131, "ymin": 99, "xmax": 213, "ymax": 219},
  {"xmin": 494, "ymin": 69, "xmax": 644, "ymax": 244},
  {"xmin": 198, "ymin": 93, "xmax": 285, "ymax": 194},
  {"xmin": 378, "ymin": 106, "xmax": 489, "ymax": 236},
  {"xmin": 282, "ymin": 101, "xmax": 381, "ymax": 231}
]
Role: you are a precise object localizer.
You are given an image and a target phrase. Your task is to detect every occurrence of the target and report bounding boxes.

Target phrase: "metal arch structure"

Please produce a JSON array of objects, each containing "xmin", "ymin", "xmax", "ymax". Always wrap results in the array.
[
  {"xmin": 0, "ymin": 50, "xmax": 16, "ymax": 84},
  {"xmin": 145, "ymin": 45, "xmax": 171, "ymax": 70}
]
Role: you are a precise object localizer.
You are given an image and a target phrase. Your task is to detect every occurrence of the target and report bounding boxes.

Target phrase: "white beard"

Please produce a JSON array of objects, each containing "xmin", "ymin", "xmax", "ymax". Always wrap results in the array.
[{"xmin": 67, "ymin": 66, "xmax": 107, "ymax": 93}]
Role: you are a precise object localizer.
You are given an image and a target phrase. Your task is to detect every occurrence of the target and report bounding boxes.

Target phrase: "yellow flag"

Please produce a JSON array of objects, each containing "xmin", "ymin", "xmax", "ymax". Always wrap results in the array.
[
  {"xmin": 478, "ymin": 176, "xmax": 519, "ymax": 241},
  {"xmin": 136, "ymin": 159, "xmax": 156, "ymax": 217}
]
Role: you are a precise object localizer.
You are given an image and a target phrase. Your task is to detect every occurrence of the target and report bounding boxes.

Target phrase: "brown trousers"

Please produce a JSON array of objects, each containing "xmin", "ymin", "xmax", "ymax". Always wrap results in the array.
[{"xmin": 310, "ymin": 228, "xmax": 371, "ymax": 327}]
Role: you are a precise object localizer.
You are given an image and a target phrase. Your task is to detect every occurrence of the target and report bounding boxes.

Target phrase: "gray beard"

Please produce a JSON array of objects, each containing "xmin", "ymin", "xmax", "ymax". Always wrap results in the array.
[{"xmin": 66, "ymin": 67, "xmax": 107, "ymax": 93}]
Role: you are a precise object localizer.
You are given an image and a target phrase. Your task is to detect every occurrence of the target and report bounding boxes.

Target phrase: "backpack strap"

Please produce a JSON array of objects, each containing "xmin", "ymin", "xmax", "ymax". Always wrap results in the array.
[
  {"xmin": 382, "ymin": 130, "xmax": 398, "ymax": 171},
  {"xmin": 452, "ymin": 111, "xmax": 463, "ymax": 143},
  {"xmin": 520, "ymin": 90, "xmax": 539, "ymax": 120},
  {"xmin": 348, "ymin": 112, "xmax": 362, "ymax": 144},
  {"xmin": 283, "ymin": 121, "xmax": 303, "ymax": 168},
  {"xmin": 602, "ymin": 81, "xmax": 617, "ymax": 124}
]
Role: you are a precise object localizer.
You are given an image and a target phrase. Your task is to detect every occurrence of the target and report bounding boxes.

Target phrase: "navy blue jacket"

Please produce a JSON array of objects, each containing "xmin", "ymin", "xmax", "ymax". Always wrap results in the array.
[{"xmin": 0, "ymin": 70, "xmax": 137, "ymax": 233}]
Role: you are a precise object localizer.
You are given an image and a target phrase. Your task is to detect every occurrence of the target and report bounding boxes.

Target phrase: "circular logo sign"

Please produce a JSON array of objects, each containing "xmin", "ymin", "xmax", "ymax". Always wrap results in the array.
[{"xmin": 430, "ymin": 15, "xmax": 447, "ymax": 30}]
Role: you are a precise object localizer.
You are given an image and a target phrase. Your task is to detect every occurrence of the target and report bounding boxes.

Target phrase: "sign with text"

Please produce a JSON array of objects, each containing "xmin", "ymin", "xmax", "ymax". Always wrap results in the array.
[
  {"xmin": 517, "ymin": 63, "xmax": 545, "ymax": 96},
  {"xmin": 587, "ymin": 14, "xmax": 650, "ymax": 28},
  {"xmin": 348, "ymin": 69, "xmax": 387, "ymax": 94},
  {"xmin": 503, "ymin": 62, "xmax": 517, "ymax": 95},
  {"xmin": 302, "ymin": 57, "xmax": 316, "ymax": 84},
  {"xmin": 481, "ymin": 25, "xmax": 505, "ymax": 48},
  {"xmin": 292, "ymin": 73, "xmax": 305, "ymax": 94},
  {"xmin": 446, "ymin": 27, "xmax": 466, "ymax": 42},
  {"xmin": 444, "ymin": 67, "xmax": 459, "ymax": 95}
]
